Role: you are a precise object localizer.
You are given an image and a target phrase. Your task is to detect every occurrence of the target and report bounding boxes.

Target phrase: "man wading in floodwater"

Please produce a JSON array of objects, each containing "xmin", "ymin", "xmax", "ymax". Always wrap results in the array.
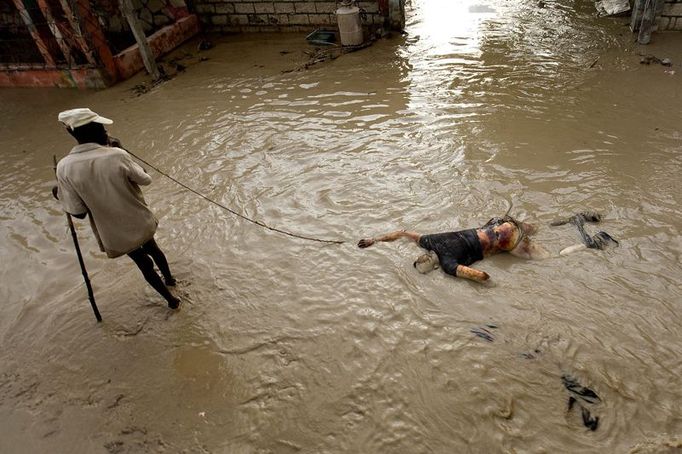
[{"xmin": 54, "ymin": 108, "xmax": 180, "ymax": 309}]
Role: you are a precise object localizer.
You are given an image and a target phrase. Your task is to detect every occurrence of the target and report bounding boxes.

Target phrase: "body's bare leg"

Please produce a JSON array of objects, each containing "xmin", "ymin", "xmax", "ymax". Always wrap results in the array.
[
  {"xmin": 358, "ymin": 230, "xmax": 421, "ymax": 248},
  {"xmin": 455, "ymin": 265, "xmax": 490, "ymax": 283}
]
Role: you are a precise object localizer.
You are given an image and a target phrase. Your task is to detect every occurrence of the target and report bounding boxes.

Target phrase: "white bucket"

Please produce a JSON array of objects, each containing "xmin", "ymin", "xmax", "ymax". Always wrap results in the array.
[{"xmin": 336, "ymin": 5, "xmax": 363, "ymax": 46}]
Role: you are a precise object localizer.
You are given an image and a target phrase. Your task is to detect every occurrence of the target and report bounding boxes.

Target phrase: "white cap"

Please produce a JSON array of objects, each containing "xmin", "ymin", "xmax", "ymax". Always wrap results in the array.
[{"xmin": 58, "ymin": 108, "xmax": 113, "ymax": 129}]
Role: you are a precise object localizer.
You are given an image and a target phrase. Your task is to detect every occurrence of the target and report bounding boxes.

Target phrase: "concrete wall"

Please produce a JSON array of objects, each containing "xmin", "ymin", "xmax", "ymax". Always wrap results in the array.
[
  {"xmin": 658, "ymin": 0, "xmax": 682, "ymax": 30},
  {"xmin": 191, "ymin": 0, "xmax": 385, "ymax": 33}
]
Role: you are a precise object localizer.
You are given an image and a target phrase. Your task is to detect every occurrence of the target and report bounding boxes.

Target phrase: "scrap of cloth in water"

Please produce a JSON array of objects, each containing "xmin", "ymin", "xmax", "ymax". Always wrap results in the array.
[
  {"xmin": 562, "ymin": 374, "xmax": 601, "ymax": 431},
  {"xmin": 418, "ymin": 229, "xmax": 483, "ymax": 275}
]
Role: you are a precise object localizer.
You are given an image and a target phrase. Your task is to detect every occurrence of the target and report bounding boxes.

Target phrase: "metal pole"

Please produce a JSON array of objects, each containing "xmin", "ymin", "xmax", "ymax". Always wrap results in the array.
[
  {"xmin": 54, "ymin": 155, "xmax": 102, "ymax": 322},
  {"xmin": 638, "ymin": 0, "xmax": 661, "ymax": 44},
  {"xmin": 118, "ymin": 0, "xmax": 162, "ymax": 80}
]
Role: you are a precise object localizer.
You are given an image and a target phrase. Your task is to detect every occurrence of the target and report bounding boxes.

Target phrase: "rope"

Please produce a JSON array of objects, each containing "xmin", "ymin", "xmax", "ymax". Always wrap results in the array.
[{"xmin": 125, "ymin": 149, "xmax": 345, "ymax": 245}]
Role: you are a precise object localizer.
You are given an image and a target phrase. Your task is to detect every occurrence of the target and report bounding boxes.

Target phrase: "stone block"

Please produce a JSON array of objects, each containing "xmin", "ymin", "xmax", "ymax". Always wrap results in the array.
[
  {"xmin": 288, "ymin": 13, "xmax": 310, "ymax": 24},
  {"xmin": 139, "ymin": 7, "xmax": 154, "ymax": 28},
  {"xmin": 107, "ymin": 16, "xmax": 125, "ymax": 32},
  {"xmin": 194, "ymin": 3, "xmax": 215, "ymax": 13},
  {"xmin": 147, "ymin": 0, "xmax": 165, "ymax": 13},
  {"xmin": 234, "ymin": 2, "xmax": 255, "ymax": 13},
  {"xmin": 294, "ymin": 2, "xmax": 316, "ymax": 13},
  {"xmin": 315, "ymin": 2, "xmax": 336, "ymax": 13},
  {"xmin": 212, "ymin": 14, "xmax": 229, "ymax": 24},
  {"xmin": 254, "ymin": 2, "xmax": 275, "ymax": 13},
  {"xmin": 308, "ymin": 13, "xmax": 332, "ymax": 24},
  {"xmin": 153, "ymin": 13, "xmax": 172, "ymax": 26},
  {"xmin": 215, "ymin": 3, "xmax": 235, "ymax": 14},
  {"xmin": 359, "ymin": 1, "xmax": 379, "ymax": 14},
  {"xmin": 273, "ymin": 13, "xmax": 290, "ymax": 24},
  {"xmin": 233, "ymin": 14, "xmax": 250, "ymax": 24},
  {"xmin": 274, "ymin": 2, "xmax": 295, "ymax": 13},
  {"xmin": 663, "ymin": 3, "xmax": 682, "ymax": 14},
  {"xmin": 169, "ymin": 0, "xmax": 186, "ymax": 7},
  {"xmin": 247, "ymin": 13, "xmax": 269, "ymax": 23}
]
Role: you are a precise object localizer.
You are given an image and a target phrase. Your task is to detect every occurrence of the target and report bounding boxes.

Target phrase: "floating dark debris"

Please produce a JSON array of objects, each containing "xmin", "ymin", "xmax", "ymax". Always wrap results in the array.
[
  {"xmin": 282, "ymin": 39, "xmax": 375, "ymax": 73},
  {"xmin": 640, "ymin": 54, "xmax": 673, "ymax": 66},
  {"xmin": 306, "ymin": 29, "xmax": 337, "ymax": 46}
]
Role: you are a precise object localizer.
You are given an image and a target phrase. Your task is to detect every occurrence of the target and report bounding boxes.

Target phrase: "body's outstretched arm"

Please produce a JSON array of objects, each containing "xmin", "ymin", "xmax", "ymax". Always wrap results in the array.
[
  {"xmin": 455, "ymin": 265, "xmax": 490, "ymax": 283},
  {"xmin": 358, "ymin": 230, "xmax": 421, "ymax": 248}
]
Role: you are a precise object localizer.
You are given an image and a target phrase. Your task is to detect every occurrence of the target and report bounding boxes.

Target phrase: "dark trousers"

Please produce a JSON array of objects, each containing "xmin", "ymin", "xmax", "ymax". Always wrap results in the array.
[{"xmin": 127, "ymin": 238, "xmax": 175, "ymax": 303}]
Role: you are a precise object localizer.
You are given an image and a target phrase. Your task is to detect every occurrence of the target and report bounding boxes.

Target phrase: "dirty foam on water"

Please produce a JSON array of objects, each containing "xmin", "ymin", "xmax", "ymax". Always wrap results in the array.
[{"xmin": 1, "ymin": 0, "xmax": 682, "ymax": 452}]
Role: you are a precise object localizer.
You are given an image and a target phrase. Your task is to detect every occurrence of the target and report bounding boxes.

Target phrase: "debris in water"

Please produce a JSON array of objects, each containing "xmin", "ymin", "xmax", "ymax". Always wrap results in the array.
[
  {"xmin": 520, "ymin": 349, "xmax": 542, "ymax": 360},
  {"xmin": 129, "ymin": 51, "xmax": 207, "ymax": 96},
  {"xmin": 562, "ymin": 375, "xmax": 600, "ymax": 404},
  {"xmin": 198, "ymin": 40, "xmax": 214, "ymax": 51},
  {"xmin": 282, "ymin": 36, "xmax": 376, "ymax": 73},
  {"xmin": 595, "ymin": 0, "xmax": 630, "ymax": 16},
  {"xmin": 640, "ymin": 54, "xmax": 673, "ymax": 66},
  {"xmin": 306, "ymin": 28, "xmax": 337, "ymax": 46},
  {"xmin": 470, "ymin": 326, "xmax": 495, "ymax": 342},
  {"xmin": 562, "ymin": 374, "xmax": 601, "ymax": 431}
]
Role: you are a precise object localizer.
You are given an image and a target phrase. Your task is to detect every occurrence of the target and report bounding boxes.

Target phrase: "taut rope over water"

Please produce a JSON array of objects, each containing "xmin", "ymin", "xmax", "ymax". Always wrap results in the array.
[{"xmin": 125, "ymin": 149, "xmax": 345, "ymax": 245}]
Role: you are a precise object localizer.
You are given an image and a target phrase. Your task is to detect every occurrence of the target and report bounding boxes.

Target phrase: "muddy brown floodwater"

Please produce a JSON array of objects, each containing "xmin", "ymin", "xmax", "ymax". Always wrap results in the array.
[{"xmin": 2, "ymin": 0, "xmax": 682, "ymax": 452}]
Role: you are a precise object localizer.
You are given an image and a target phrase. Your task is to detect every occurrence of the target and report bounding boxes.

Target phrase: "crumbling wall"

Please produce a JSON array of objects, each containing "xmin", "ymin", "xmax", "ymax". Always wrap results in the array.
[
  {"xmin": 658, "ymin": 0, "xmax": 682, "ymax": 30},
  {"xmin": 191, "ymin": 0, "xmax": 384, "ymax": 33},
  {"xmin": 89, "ymin": 0, "xmax": 189, "ymax": 54},
  {"xmin": 97, "ymin": 0, "xmax": 187, "ymax": 34}
]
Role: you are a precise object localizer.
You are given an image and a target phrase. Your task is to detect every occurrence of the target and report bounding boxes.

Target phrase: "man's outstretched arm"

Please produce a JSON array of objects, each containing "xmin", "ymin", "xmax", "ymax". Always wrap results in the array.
[{"xmin": 358, "ymin": 230, "xmax": 421, "ymax": 248}]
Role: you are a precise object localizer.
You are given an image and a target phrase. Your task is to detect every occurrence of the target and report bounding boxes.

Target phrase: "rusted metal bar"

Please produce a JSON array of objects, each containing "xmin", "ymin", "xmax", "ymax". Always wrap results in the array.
[
  {"xmin": 57, "ymin": 0, "xmax": 98, "ymax": 66},
  {"xmin": 11, "ymin": 0, "xmax": 56, "ymax": 67},
  {"xmin": 35, "ymin": 0, "xmax": 74, "ymax": 65},
  {"xmin": 73, "ymin": 0, "xmax": 118, "ymax": 82}
]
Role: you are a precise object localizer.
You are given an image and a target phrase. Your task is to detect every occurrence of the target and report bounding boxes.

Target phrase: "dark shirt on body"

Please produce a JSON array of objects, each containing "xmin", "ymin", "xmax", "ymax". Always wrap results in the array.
[{"xmin": 418, "ymin": 229, "xmax": 484, "ymax": 275}]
